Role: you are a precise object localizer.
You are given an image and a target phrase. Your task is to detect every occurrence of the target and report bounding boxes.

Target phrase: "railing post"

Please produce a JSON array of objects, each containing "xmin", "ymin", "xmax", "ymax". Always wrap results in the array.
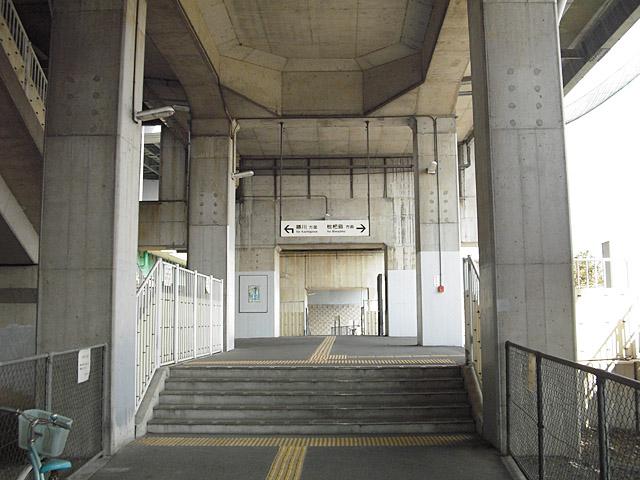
[
  {"xmin": 45, "ymin": 352, "xmax": 53, "ymax": 411},
  {"xmin": 505, "ymin": 342, "xmax": 511, "ymax": 456},
  {"xmin": 173, "ymin": 266, "xmax": 179, "ymax": 364},
  {"xmin": 193, "ymin": 273, "xmax": 198, "ymax": 359},
  {"xmin": 155, "ymin": 261, "xmax": 162, "ymax": 369},
  {"xmin": 536, "ymin": 352, "xmax": 545, "ymax": 480},
  {"xmin": 209, "ymin": 276, "xmax": 214, "ymax": 355},
  {"xmin": 596, "ymin": 376, "xmax": 610, "ymax": 480}
]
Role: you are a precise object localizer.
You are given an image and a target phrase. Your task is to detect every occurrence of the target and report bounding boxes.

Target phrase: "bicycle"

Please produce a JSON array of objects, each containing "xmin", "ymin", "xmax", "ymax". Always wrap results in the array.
[{"xmin": 0, "ymin": 407, "xmax": 73, "ymax": 480}]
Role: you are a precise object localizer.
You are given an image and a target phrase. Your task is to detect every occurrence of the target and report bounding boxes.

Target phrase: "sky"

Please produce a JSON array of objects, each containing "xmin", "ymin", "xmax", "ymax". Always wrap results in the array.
[{"xmin": 564, "ymin": 19, "xmax": 640, "ymax": 259}]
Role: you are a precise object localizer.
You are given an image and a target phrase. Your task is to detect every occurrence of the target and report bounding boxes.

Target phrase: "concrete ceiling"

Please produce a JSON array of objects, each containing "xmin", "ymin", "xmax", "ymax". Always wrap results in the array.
[
  {"xmin": 217, "ymin": 0, "xmax": 430, "ymax": 62},
  {"xmin": 180, "ymin": 0, "xmax": 450, "ymax": 115}
]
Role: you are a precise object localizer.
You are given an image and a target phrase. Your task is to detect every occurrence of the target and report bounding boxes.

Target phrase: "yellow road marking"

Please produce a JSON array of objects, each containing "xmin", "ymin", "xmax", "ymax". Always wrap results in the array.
[
  {"xmin": 139, "ymin": 434, "xmax": 475, "ymax": 448},
  {"xmin": 265, "ymin": 446, "xmax": 306, "ymax": 480}
]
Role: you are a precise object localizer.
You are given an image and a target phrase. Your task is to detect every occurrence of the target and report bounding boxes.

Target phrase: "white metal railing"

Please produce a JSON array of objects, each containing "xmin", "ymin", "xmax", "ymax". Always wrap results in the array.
[
  {"xmin": 0, "ymin": 0, "xmax": 47, "ymax": 105},
  {"xmin": 135, "ymin": 259, "xmax": 223, "ymax": 409},
  {"xmin": 463, "ymin": 256, "xmax": 482, "ymax": 383},
  {"xmin": 573, "ymin": 257, "xmax": 609, "ymax": 289}
]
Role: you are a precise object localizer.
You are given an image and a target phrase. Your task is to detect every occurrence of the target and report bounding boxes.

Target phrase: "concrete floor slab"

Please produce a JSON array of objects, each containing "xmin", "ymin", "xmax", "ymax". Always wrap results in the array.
[
  {"xmin": 301, "ymin": 444, "xmax": 511, "ymax": 480},
  {"xmin": 188, "ymin": 336, "xmax": 464, "ymax": 364},
  {"xmin": 88, "ymin": 444, "xmax": 276, "ymax": 480},
  {"xmin": 195, "ymin": 337, "xmax": 324, "ymax": 361},
  {"xmin": 330, "ymin": 336, "xmax": 465, "ymax": 360}
]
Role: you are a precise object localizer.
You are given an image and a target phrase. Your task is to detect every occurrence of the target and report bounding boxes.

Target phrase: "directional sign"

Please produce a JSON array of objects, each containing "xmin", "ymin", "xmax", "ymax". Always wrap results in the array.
[{"xmin": 281, "ymin": 220, "xmax": 370, "ymax": 237}]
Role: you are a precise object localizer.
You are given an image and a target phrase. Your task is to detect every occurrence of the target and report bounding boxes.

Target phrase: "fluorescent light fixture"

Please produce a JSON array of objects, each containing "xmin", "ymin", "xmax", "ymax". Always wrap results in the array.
[
  {"xmin": 231, "ymin": 170, "xmax": 255, "ymax": 180},
  {"xmin": 135, "ymin": 106, "xmax": 175, "ymax": 122}
]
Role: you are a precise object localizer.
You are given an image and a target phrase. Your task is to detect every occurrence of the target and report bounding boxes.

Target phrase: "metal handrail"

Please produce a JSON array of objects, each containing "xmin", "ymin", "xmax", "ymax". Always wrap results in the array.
[
  {"xmin": 0, "ymin": 0, "xmax": 48, "ymax": 103},
  {"xmin": 463, "ymin": 256, "xmax": 482, "ymax": 383},
  {"xmin": 506, "ymin": 341, "xmax": 640, "ymax": 390},
  {"xmin": 135, "ymin": 259, "xmax": 224, "ymax": 409}
]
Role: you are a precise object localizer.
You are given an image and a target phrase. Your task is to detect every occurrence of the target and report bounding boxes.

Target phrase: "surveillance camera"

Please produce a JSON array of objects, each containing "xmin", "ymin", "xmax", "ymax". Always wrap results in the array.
[
  {"xmin": 426, "ymin": 160, "xmax": 438, "ymax": 175},
  {"xmin": 231, "ymin": 171, "xmax": 255, "ymax": 180},
  {"xmin": 135, "ymin": 106, "xmax": 176, "ymax": 122}
]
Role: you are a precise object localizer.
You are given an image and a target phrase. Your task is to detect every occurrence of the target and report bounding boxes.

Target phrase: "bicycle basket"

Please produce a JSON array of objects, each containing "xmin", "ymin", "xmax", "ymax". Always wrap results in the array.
[{"xmin": 18, "ymin": 409, "xmax": 72, "ymax": 457}]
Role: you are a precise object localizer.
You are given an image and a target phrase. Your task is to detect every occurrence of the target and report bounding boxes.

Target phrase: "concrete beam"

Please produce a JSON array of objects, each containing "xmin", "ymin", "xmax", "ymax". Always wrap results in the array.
[
  {"xmin": 138, "ymin": 201, "xmax": 187, "ymax": 250},
  {"xmin": 147, "ymin": 0, "xmax": 228, "ymax": 120},
  {"xmin": 0, "ymin": 172, "xmax": 38, "ymax": 264},
  {"xmin": 561, "ymin": 0, "xmax": 640, "ymax": 91}
]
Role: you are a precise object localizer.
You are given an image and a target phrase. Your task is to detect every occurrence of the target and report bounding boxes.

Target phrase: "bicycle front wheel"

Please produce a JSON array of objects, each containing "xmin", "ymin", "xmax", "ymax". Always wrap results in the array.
[{"xmin": 15, "ymin": 464, "xmax": 35, "ymax": 480}]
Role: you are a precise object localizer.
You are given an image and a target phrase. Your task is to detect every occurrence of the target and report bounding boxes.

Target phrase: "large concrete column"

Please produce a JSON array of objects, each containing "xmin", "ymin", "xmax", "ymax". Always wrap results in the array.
[
  {"xmin": 188, "ymin": 120, "xmax": 236, "ymax": 351},
  {"xmin": 159, "ymin": 125, "xmax": 186, "ymax": 201},
  {"xmin": 412, "ymin": 117, "xmax": 464, "ymax": 347},
  {"xmin": 38, "ymin": 0, "xmax": 146, "ymax": 452},
  {"xmin": 468, "ymin": 0, "xmax": 576, "ymax": 450}
]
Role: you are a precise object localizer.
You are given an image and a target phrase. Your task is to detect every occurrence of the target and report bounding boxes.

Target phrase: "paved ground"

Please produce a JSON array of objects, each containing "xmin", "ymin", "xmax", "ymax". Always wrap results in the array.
[
  {"xmin": 187, "ymin": 336, "xmax": 465, "ymax": 365},
  {"xmin": 87, "ymin": 436, "xmax": 512, "ymax": 480},
  {"xmin": 85, "ymin": 338, "xmax": 494, "ymax": 479}
]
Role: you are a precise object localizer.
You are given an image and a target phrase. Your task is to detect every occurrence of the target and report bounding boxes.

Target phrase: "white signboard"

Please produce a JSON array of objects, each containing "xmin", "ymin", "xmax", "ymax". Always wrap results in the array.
[
  {"xmin": 77, "ymin": 349, "xmax": 91, "ymax": 384},
  {"xmin": 163, "ymin": 265, "xmax": 173, "ymax": 286},
  {"xmin": 280, "ymin": 220, "xmax": 370, "ymax": 237}
]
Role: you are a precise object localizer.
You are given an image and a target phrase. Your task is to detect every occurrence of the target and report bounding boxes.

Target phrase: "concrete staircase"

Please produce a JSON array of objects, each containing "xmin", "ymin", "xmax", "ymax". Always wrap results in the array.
[{"xmin": 147, "ymin": 365, "xmax": 475, "ymax": 435}]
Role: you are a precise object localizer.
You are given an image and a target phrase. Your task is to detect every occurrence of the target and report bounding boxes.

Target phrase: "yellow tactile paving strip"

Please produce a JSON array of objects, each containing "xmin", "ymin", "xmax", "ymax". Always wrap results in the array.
[
  {"xmin": 307, "ymin": 336, "xmax": 336, "ymax": 362},
  {"xmin": 139, "ymin": 434, "xmax": 476, "ymax": 448},
  {"xmin": 265, "ymin": 446, "xmax": 307, "ymax": 480},
  {"xmin": 190, "ymin": 357, "xmax": 456, "ymax": 366}
]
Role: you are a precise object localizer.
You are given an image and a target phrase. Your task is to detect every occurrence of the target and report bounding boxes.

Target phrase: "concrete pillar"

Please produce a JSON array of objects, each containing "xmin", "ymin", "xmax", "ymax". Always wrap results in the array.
[
  {"xmin": 37, "ymin": 0, "xmax": 146, "ymax": 452},
  {"xmin": 188, "ymin": 120, "xmax": 236, "ymax": 351},
  {"xmin": 412, "ymin": 117, "xmax": 464, "ymax": 347},
  {"xmin": 467, "ymin": 0, "xmax": 575, "ymax": 450},
  {"xmin": 159, "ymin": 125, "xmax": 186, "ymax": 202}
]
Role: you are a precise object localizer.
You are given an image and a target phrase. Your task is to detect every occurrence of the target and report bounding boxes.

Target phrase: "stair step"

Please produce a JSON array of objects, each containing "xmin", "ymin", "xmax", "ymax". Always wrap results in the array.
[
  {"xmin": 149, "ymin": 364, "xmax": 473, "ymax": 435},
  {"xmin": 158, "ymin": 391, "xmax": 467, "ymax": 406},
  {"xmin": 153, "ymin": 404, "xmax": 471, "ymax": 421},
  {"xmin": 146, "ymin": 418, "xmax": 476, "ymax": 435},
  {"xmin": 163, "ymin": 377, "xmax": 464, "ymax": 392},
  {"xmin": 170, "ymin": 365, "xmax": 462, "ymax": 380}
]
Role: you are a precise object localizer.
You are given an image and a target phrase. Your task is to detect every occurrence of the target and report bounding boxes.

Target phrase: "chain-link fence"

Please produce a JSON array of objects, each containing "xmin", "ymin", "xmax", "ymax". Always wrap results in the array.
[
  {"xmin": 0, "ymin": 345, "xmax": 106, "ymax": 479},
  {"xmin": 507, "ymin": 341, "xmax": 640, "ymax": 480}
]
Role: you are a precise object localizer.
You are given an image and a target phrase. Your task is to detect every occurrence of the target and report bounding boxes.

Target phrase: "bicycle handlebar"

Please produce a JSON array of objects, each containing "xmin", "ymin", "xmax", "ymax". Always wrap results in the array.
[
  {"xmin": 0, "ymin": 407, "xmax": 71, "ymax": 430},
  {"xmin": 0, "ymin": 406, "xmax": 20, "ymax": 415}
]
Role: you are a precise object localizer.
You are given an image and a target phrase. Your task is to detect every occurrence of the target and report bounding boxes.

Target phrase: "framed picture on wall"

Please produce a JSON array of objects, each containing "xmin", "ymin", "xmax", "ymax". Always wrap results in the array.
[{"xmin": 239, "ymin": 274, "xmax": 269, "ymax": 313}]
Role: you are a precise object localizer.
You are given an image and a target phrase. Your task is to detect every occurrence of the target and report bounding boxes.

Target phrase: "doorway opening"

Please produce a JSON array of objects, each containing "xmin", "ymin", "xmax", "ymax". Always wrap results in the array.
[{"xmin": 280, "ymin": 249, "xmax": 385, "ymax": 337}]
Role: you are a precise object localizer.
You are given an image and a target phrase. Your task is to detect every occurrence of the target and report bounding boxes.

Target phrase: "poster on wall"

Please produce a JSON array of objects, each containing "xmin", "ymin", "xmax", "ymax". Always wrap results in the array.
[{"xmin": 239, "ymin": 274, "xmax": 269, "ymax": 313}]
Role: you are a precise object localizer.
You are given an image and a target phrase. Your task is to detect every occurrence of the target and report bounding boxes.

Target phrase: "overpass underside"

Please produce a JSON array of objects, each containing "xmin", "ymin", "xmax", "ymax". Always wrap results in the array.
[{"xmin": 1, "ymin": 0, "xmax": 639, "ymax": 478}]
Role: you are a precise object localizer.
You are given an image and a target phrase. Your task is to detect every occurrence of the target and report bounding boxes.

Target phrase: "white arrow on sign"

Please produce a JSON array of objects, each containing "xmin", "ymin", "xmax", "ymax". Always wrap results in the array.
[{"xmin": 281, "ymin": 220, "xmax": 369, "ymax": 237}]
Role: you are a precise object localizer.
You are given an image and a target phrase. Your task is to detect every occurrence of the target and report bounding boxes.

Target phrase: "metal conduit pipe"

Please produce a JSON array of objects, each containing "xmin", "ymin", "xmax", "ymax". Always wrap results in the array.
[
  {"xmin": 420, "ymin": 116, "xmax": 444, "ymax": 291},
  {"xmin": 458, "ymin": 136, "xmax": 473, "ymax": 199}
]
